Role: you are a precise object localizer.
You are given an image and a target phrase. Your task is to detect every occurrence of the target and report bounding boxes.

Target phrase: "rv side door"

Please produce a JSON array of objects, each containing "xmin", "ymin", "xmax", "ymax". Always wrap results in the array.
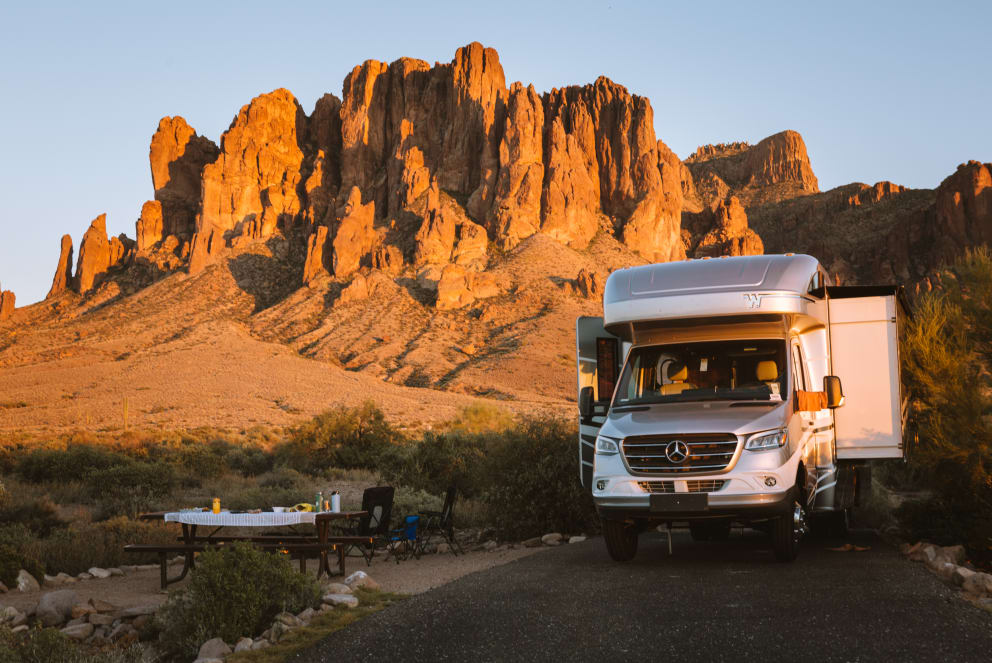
[{"xmin": 575, "ymin": 317, "xmax": 623, "ymax": 489}]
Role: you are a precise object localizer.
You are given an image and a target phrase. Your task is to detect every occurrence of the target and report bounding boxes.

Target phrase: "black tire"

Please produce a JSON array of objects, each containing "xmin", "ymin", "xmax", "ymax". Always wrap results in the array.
[
  {"xmin": 603, "ymin": 519, "xmax": 639, "ymax": 561},
  {"xmin": 771, "ymin": 497, "xmax": 807, "ymax": 562}
]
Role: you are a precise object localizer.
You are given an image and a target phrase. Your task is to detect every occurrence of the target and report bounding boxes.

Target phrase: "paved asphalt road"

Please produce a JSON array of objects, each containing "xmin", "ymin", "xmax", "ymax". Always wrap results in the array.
[{"xmin": 297, "ymin": 529, "xmax": 992, "ymax": 662}]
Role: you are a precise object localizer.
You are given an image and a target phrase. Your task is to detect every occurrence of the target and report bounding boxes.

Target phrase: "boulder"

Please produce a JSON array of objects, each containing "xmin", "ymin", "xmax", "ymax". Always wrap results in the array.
[
  {"xmin": 47, "ymin": 234, "xmax": 74, "ymax": 298},
  {"xmin": 322, "ymin": 582, "xmax": 352, "ymax": 595},
  {"xmin": 952, "ymin": 566, "xmax": 976, "ymax": 587},
  {"xmin": 87, "ymin": 567, "xmax": 111, "ymax": 579},
  {"xmin": 71, "ymin": 603, "xmax": 96, "ymax": 619},
  {"xmin": 16, "ymin": 569, "xmax": 40, "ymax": 592},
  {"xmin": 568, "ymin": 536, "xmax": 588, "ymax": 544},
  {"xmin": 962, "ymin": 571, "xmax": 992, "ymax": 597},
  {"xmin": 234, "ymin": 637, "xmax": 253, "ymax": 652},
  {"xmin": 88, "ymin": 613, "xmax": 115, "ymax": 626},
  {"xmin": 323, "ymin": 593, "xmax": 359, "ymax": 609},
  {"xmin": 251, "ymin": 639, "xmax": 271, "ymax": 650},
  {"xmin": 197, "ymin": 637, "xmax": 233, "ymax": 660},
  {"xmin": 60, "ymin": 622, "xmax": 94, "ymax": 641},
  {"xmin": 344, "ymin": 570, "xmax": 379, "ymax": 590},
  {"xmin": 36, "ymin": 589, "xmax": 78, "ymax": 626},
  {"xmin": 541, "ymin": 533, "xmax": 563, "ymax": 546},
  {"xmin": 89, "ymin": 598, "xmax": 117, "ymax": 613}
]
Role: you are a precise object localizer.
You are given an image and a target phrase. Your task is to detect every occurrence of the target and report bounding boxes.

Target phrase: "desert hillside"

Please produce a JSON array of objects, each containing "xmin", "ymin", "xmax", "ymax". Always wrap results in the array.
[{"xmin": 1, "ymin": 42, "xmax": 989, "ymax": 436}]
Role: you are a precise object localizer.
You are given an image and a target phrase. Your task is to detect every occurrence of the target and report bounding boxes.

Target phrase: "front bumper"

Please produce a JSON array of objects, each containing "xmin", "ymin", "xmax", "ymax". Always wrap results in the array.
[{"xmin": 596, "ymin": 488, "xmax": 796, "ymax": 522}]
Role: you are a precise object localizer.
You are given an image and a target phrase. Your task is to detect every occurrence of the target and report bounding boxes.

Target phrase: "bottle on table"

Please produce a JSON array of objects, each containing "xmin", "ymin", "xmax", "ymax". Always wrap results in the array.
[
  {"xmin": 315, "ymin": 491, "xmax": 323, "ymax": 512},
  {"xmin": 212, "ymin": 497, "xmax": 220, "ymax": 514},
  {"xmin": 331, "ymin": 491, "xmax": 341, "ymax": 513}
]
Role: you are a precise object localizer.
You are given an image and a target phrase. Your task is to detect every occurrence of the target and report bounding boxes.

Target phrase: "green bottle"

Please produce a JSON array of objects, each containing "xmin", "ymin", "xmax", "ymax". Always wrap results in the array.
[{"xmin": 315, "ymin": 491, "xmax": 323, "ymax": 512}]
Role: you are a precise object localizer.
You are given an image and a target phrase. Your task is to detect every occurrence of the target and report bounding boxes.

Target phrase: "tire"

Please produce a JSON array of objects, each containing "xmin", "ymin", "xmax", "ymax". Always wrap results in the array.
[
  {"xmin": 771, "ymin": 498, "xmax": 807, "ymax": 562},
  {"xmin": 603, "ymin": 519, "xmax": 639, "ymax": 561}
]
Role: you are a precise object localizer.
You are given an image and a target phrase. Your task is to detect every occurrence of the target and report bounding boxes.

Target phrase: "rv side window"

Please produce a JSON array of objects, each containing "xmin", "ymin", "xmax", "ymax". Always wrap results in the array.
[{"xmin": 791, "ymin": 343, "xmax": 807, "ymax": 392}]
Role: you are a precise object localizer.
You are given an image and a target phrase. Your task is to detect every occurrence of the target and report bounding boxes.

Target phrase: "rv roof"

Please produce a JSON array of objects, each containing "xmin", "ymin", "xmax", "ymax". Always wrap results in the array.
[{"xmin": 602, "ymin": 254, "xmax": 823, "ymax": 334}]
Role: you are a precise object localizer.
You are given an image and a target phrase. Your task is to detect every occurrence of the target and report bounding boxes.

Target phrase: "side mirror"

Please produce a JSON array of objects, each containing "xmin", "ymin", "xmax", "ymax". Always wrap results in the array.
[
  {"xmin": 579, "ymin": 386, "xmax": 595, "ymax": 420},
  {"xmin": 824, "ymin": 375, "xmax": 845, "ymax": 409}
]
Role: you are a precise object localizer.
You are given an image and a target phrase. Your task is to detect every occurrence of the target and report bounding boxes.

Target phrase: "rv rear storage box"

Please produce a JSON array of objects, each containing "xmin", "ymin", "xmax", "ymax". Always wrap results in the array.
[{"xmin": 828, "ymin": 287, "xmax": 906, "ymax": 460}]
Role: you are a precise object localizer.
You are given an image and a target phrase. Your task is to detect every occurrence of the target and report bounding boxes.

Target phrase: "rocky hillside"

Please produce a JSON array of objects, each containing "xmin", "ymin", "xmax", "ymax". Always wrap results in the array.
[{"xmin": 0, "ymin": 42, "xmax": 989, "ymax": 432}]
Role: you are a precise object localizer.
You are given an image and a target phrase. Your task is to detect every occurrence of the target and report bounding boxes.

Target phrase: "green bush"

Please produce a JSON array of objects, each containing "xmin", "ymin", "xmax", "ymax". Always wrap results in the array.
[
  {"xmin": 0, "ymin": 627, "xmax": 142, "ymax": 663},
  {"xmin": 153, "ymin": 542, "xmax": 321, "ymax": 661},
  {"xmin": 16, "ymin": 444, "xmax": 124, "ymax": 484},
  {"xmin": 86, "ymin": 460, "xmax": 176, "ymax": 518},
  {"xmin": 900, "ymin": 248, "xmax": 992, "ymax": 556},
  {"xmin": 0, "ymin": 542, "xmax": 44, "ymax": 588},
  {"xmin": 483, "ymin": 416, "xmax": 598, "ymax": 539},
  {"xmin": 37, "ymin": 517, "xmax": 175, "ymax": 575},
  {"xmin": 385, "ymin": 431, "xmax": 490, "ymax": 497},
  {"xmin": 278, "ymin": 402, "xmax": 403, "ymax": 474},
  {"xmin": 0, "ymin": 496, "xmax": 65, "ymax": 538}
]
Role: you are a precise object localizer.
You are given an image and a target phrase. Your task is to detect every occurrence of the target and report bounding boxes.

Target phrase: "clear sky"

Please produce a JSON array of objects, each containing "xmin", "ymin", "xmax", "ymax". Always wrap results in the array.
[{"xmin": 2, "ymin": 0, "xmax": 990, "ymax": 305}]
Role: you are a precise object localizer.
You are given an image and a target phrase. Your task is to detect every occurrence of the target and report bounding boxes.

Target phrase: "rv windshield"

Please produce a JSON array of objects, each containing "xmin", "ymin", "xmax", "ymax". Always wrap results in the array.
[{"xmin": 612, "ymin": 339, "xmax": 788, "ymax": 406}]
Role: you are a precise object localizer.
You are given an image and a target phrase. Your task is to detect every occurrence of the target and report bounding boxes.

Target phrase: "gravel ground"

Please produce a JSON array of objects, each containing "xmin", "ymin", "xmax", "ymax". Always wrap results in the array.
[{"xmin": 295, "ymin": 529, "xmax": 992, "ymax": 662}]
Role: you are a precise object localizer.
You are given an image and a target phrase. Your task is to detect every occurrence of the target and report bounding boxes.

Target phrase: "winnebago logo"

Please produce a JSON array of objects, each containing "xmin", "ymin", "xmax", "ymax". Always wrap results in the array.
[{"xmin": 743, "ymin": 293, "xmax": 762, "ymax": 309}]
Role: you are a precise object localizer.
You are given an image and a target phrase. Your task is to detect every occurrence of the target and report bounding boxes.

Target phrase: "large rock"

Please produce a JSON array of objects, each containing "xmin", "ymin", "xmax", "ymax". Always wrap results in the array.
[
  {"xmin": 303, "ymin": 93, "xmax": 343, "ymax": 229},
  {"xmin": 934, "ymin": 161, "xmax": 992, "ymax": 259},
  {"xmin": 744, "ymin": 130, "xmax": 819, "ymax": 191},
  {"xmin": 150, "ymin": 116, "xmax": 219, "ymax": 238},
  {"xmin": 343, "ymin": 570, "xmax": 379, "ymax": 590},
  {"xmin": 47, "ymin": 234, "xmax": 74, "ymax": 298},
  {"xmin": 414, "ymin": 180, "xmax": 456, "ymax": 266},
  {"xmin": 331, "ymin": 187, "xmax": 376, "ymax": 278},
  {"xmin": 691, "ymin": 196, "xmax": 764, "ymax": 258},
  {"xmin": 75, "ymin": 214, "xmax": 112, "ymax": 293},
  {"xmin": 0, "ymin": 290, "xmax": 14, "ymax": 321},
  {"xmin": 198, "ymin": 89, "xmax": 307, "ymax": 240},
  {"xmin": 303, "ymin": 225, "xmax": 331, "ymax": 285},
  {"xmin": 135, "ymin": 200, "xmax": 164, "ymax": 252},
  {"xmin": 197, "ymin": 637, "xmax": 232, "ymax": 660},
  {"xmin": 435, "ymin": 264, "xmax": 501, "ymax": 310},
  {"xmin": 60, "ymin": 622, "xmax": 93, "ymax": 641},
  {"xmin": 16, "ymin": 569, "xmax": 40, "ymax": 592},
  {"xmin": 37, "ymin": 589, "xmax": 79, "ymax": 626}
]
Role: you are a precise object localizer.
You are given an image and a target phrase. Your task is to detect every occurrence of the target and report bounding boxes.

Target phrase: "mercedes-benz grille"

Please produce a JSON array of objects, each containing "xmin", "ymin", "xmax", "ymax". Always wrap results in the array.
[{"xmin": 622, "ymin": 434, "xmax": 739, "ymax": 475}]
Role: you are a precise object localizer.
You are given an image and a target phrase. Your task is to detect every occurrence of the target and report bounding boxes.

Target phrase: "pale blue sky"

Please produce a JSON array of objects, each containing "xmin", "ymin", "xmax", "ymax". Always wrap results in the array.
[{"xmin": 2, "ymin": 1, "xmax": 989, "ymax": 304}]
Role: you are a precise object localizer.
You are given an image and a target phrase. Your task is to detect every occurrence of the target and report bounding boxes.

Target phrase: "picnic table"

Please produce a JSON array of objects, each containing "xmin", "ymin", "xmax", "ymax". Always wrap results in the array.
[{"xmin": 130, "ymin": 510, "xmax": 368, "ymax": 589}]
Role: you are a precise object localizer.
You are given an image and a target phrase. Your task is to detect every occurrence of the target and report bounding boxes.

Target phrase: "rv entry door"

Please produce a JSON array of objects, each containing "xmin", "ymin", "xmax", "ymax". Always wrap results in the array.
[{"xmin": 576, "ymin": 317, "xmax": 623, "ymax": 490}]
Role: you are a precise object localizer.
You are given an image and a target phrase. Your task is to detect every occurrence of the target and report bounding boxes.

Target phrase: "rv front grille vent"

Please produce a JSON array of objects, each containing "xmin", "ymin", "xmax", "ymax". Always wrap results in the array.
[
  {"xmin": 637, "ymin": 480, "xmax": 726, "ymax": 494},
  {"xmin": 621, "ymin": 434, "xmax": 739, "ymax": 475}
]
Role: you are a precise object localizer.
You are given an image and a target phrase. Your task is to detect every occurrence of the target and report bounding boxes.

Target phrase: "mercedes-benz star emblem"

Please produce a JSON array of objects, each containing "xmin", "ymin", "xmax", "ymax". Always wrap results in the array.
[{"xmin": 665, "ymin": 440, "xmax": 689, "ymax": 463}]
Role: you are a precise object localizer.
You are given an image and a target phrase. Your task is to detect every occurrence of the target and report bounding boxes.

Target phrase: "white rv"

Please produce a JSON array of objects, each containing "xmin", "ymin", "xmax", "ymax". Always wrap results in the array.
[{"xmin": 575, "ymin": 254, "xmax": 907, "ymax": 561}]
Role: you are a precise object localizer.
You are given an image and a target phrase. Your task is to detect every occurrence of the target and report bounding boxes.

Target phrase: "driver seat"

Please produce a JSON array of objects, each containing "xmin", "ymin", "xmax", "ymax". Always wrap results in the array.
[
  {"xmin": 661, "ymin": 364, "xmax": 694, "ymax": 395},
  {"xmin": 756, "ymin": 360, "xmax": 780, "ymax": 394}
]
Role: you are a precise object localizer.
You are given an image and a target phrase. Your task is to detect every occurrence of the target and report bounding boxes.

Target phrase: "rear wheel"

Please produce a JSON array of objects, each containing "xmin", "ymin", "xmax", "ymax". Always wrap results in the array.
[{"xmin": 603, "ymin": 519, "xmax": 639, "ymax": 561}]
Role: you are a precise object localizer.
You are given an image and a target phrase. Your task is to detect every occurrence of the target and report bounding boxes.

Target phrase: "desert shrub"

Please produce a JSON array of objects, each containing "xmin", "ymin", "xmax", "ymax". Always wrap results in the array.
[
  {"xmin": 86, "ymin": 461, "xmax": 176, "ymax": 518},
  {"xmin": 0, "ymin": 543, "xmax": 45, "ymax": 588},
  {"xmin": 153, "ymin": 542, "xmax": 321, "ymax": 661},
  {"xmin": 225, "ymin": 445, "xmax": 275, "ymax": 477},
  {"xmin": 0, "ymin": 495, "xmax": 65, "ymax": 538},
  {"xmin": 0, "ymin": 627, "xmax": 142, "ymax": 663},
  {"xmin": 384, "ymin": 431, "xmax": 490, "ymax": 497},
  {"xmin": 483, "ymin": 416, "xmax": 598, "ymax": 539},
  {"xmin": 278, "ymin": 402, "xmax": 403, "ymax": 474},
  {"xmin": 900, "ymin": 249, "xmax": 992, "ymax": 556},
  {"xmin": 37, "ymin": 517, "xmax": 175, "ymax": 575},
  {"xmin": 16, "ymin": 444, "xmax": 123, "ymax": 484},
  {"xmin": 440, "ymin": 403, "xmax": 514, "ymax": 434}
]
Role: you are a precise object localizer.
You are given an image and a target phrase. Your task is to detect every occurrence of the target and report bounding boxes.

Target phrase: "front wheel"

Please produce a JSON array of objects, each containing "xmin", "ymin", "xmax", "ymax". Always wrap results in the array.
[
  {"xmin": 771, "ymin": 500, "xmax": 807, "ymax": 562},
  {"xmin": 603, "ymin": 519, "xmax": 639, "ymax": 561}
]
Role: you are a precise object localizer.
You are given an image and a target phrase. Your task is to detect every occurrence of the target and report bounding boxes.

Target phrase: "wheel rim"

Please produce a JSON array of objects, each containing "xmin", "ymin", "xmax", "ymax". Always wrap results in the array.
[{"xmin": 792, "ymin": 502, "xmax": 808, "ymax": 543}]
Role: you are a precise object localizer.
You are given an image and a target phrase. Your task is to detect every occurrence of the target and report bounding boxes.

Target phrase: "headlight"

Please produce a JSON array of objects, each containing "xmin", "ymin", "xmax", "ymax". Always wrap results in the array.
[
  {"xmin": 595, "ymin": 435, "xmax": 620, "ymax": 455},
  {"xmin": 745, "ymin": 429, "xmax": 788, "ymax": 451}
]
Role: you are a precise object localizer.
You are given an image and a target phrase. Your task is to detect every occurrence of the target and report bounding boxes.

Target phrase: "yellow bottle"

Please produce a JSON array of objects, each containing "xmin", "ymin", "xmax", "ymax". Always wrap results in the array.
[{"xmin": 212, "ymin": 497, "xmax": 221, "ymax": 514}]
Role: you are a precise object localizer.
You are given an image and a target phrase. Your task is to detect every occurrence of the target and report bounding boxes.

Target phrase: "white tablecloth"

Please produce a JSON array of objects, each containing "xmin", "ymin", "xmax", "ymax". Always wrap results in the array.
[{"xmin": 163, "ymin": 511, "xmax": 316, "ymax": 527}]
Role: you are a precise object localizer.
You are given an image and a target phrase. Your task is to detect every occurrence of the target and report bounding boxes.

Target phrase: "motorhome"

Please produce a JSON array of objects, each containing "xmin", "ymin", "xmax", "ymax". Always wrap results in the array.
[{"xmin": 575, "ymin": 254, "xmax": 908, "ymax": 561}]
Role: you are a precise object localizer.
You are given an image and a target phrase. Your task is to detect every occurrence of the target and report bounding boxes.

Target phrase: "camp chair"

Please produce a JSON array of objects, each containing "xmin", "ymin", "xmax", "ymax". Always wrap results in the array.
[
  {"xmin": 419, "ymin": 486, "xmax": 464, "ymax": 555},
  {"xmin": 333, "ymin": 486, "xmax": 394, "ymax": 565},
  {"xmin": 384, "ymin": 515, "xmax": 421, "ymax": 563}
]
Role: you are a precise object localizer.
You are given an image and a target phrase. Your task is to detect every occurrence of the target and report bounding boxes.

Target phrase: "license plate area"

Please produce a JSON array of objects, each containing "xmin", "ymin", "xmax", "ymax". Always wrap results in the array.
[{"xmin": 649, "ymin": 493, "xmax": 708, "ymax": 512}]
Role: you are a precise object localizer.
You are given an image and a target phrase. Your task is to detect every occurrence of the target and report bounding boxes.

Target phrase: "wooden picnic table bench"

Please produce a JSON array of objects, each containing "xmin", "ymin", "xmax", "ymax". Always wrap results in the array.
[{"xmin": 130, "ymin": 510, "xmax": 367, "ymax": 589}]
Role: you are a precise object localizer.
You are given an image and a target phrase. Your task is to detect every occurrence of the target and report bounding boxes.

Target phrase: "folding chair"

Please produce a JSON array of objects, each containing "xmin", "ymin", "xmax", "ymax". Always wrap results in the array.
[
  {"xmin": 385, "ymin": 514, "xmax": 421, "ymax": 564},
  {"xmin": 419, "ymin": 486, "xmax": 464, "ymax": 555},
  {"xmin": 333, "ymin": 486, "xmax": 394, "ymax": 565}
]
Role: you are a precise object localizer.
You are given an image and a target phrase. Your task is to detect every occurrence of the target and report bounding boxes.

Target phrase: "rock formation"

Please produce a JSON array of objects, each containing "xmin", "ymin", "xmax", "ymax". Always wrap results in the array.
[
  {"xmin": 303, "ymin": 225, "xmax": 331, "ymax": 285},
  {"xmin": 0, "ymin": 290, "xmax": 14, "ymax": 320},
  {"xmin": 435, "ymin": 263, "xmax": 500, "ymax": 310},
  {"xmin": 135, "ymin": 201, "xmax": 164, "ymax": 252},
  {"xmin": 75, "ymin": 215, "xmax": 112, "ymax": 294},
  {"xmin": 47, "ymin": 234, "xmax": 74, "ymax": 298},
  {"xmin": 331, "ymin": 187, "xmax": 376, "ymax": 278},
  {"xmin": 149, "ymin": 117, "xmax": 219, "ymax": 240},
  {"xmin": 690, "ymin": 197, "xmax": 764, "ymax": 258},
  {"xmin": 489, "ymin": 83, "xmax": 544, "ymax": 247},
  {"xmin": 198, "ymin": 89, "xmax": 307, "ymax": 240},
  {"xmin": 935, "ymin": 161, "xmax": 992, "ymax": 251}
]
